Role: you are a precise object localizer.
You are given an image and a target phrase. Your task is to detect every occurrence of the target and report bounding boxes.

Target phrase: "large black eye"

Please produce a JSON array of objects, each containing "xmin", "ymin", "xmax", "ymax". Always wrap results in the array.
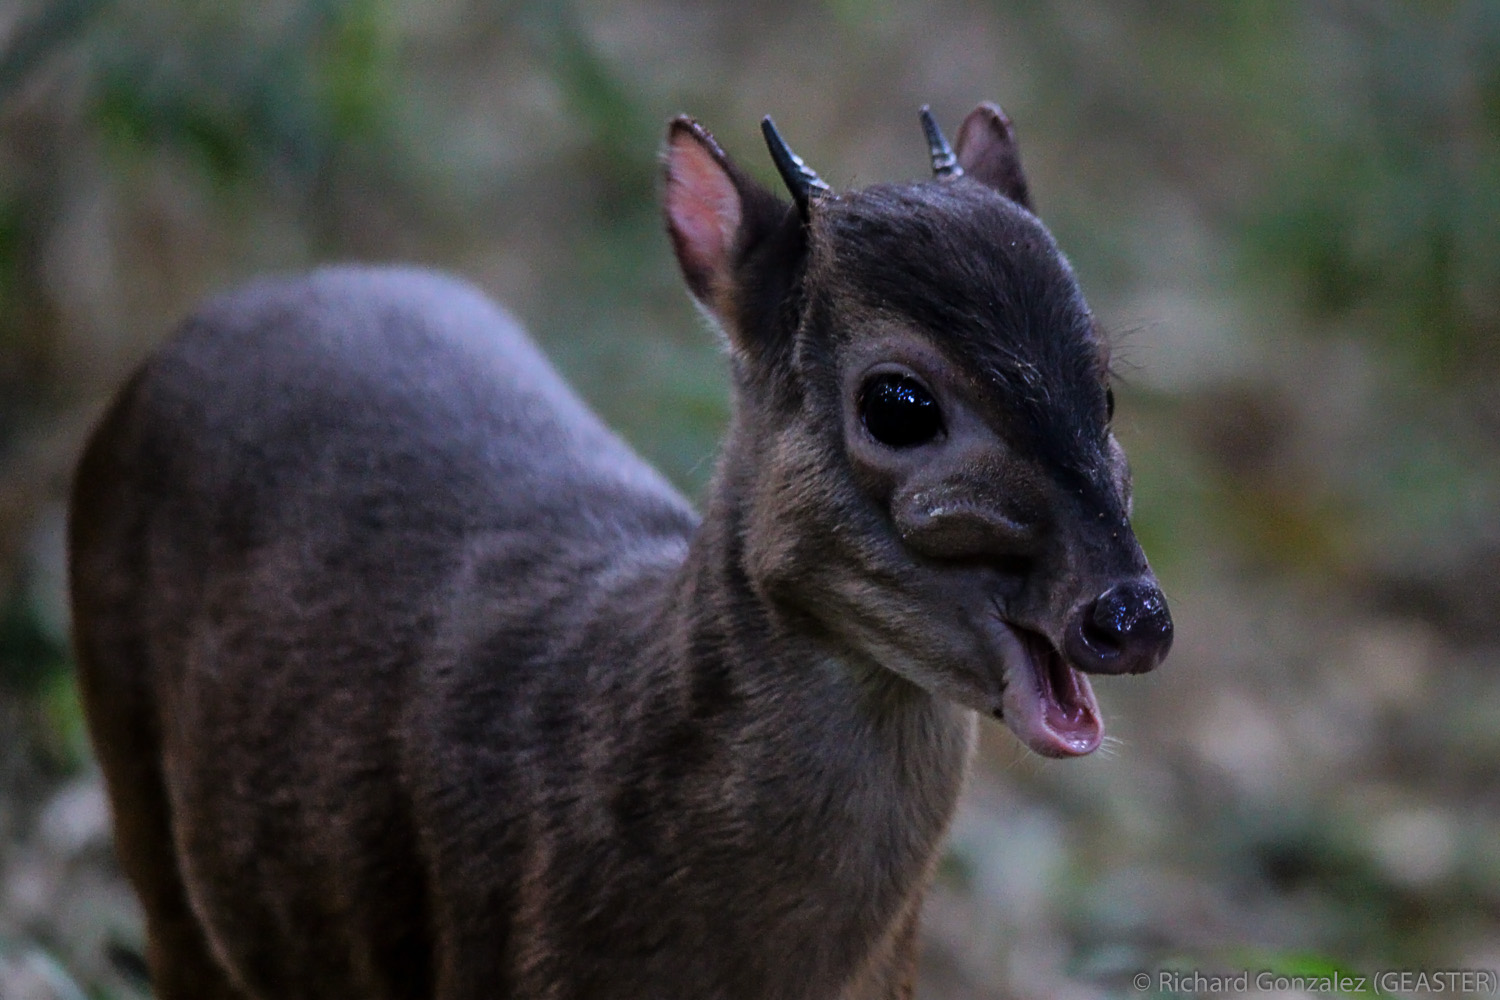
[
  {"xmin": 1105, "ymin": 385, "xmax": 1116, "ymax": 422},
  {"xmin": 860, "ymin": 373, "xmax": 944, "ymax": 448}
]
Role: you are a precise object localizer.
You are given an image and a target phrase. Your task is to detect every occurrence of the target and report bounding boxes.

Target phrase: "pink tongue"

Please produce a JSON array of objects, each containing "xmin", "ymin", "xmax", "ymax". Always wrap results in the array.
[{"xmin": 1002, "ymin": 633, "xmax": 1103, "ymax": 758}]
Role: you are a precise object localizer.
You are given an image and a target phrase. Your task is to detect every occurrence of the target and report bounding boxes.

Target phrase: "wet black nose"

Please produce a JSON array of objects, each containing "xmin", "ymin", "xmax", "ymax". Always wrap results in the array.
[{"xmin": 1065, "ymin": 579, "xmax": 1173, "ymax": 675}]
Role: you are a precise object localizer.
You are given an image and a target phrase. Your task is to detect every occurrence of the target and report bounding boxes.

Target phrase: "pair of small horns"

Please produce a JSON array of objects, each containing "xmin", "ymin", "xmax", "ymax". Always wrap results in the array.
[{"xmin": 761, "ymin": 106, "xmax": 964, "ymax": 219}]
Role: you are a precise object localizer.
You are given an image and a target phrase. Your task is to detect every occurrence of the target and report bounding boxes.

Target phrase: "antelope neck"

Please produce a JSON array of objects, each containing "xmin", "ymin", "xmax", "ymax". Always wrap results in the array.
[{"xmin": 660, "ymin": 458, "xmax": 977, "ymax": 832}]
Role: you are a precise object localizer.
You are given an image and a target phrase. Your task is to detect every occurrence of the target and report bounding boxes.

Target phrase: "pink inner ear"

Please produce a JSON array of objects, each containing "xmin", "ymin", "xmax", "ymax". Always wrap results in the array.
[{"xmin": 665, "ymin": 130, "xmax": 742, "ymax": 303}]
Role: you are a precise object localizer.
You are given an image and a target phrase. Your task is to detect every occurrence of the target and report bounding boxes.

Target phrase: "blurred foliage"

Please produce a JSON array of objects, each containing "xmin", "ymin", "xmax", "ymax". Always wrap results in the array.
[
  {"xmin": 1, "ymin": 0, "xmax": 1498, "ymax": 997},
  {"xmin": 0, "ymin": 575, "xmax": 67, "ymax": 697},
  {"xmin": 0, "ymin": 0, "xmax": 109, "ymax": 100},
  {"xmin": 1246, "ymin": 2, "xmax": 1500, "ymax": 380},
  {"xmin": 88, "ymin": 0, "xmax": 395, "ymax": 188},
  {"xmin": 518, "ymin": 1, "xmax": 659, "ymax": 207}
]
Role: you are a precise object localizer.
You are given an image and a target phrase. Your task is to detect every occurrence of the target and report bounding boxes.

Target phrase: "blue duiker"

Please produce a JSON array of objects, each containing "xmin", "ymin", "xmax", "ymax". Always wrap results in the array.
[{"xmin": 68, "ymin": 104, "xmax": 1172, "ymax": 1000}]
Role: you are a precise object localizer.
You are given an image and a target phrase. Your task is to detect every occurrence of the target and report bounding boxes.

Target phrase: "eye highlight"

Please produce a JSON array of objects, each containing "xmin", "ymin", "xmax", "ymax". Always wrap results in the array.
[{"xmin": 860, "ymin": 373, "xmax": 944, "ymax": 448}]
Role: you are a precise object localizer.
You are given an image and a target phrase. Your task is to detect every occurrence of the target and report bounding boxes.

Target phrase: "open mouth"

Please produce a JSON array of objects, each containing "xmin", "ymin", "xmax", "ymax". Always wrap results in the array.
[{"xmin": 995, "ymin": 624, "xmax": 1103, "ymax": 758}]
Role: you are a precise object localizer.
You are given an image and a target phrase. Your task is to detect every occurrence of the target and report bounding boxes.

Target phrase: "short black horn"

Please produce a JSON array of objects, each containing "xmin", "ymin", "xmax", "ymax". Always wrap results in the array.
[
  {"xmin": 920, "ymin": 106, "xmax": 963, "ymax": 179},
  {"xmin": 761, "ymin": 116, "xmax": 831, "ymax": 220}
]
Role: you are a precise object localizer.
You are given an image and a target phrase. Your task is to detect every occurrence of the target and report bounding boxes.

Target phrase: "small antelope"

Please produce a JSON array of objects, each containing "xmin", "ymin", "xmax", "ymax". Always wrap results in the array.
[{"xmin": 69, "ymin": 104, "xmax": 1172, "ymax": 1000}]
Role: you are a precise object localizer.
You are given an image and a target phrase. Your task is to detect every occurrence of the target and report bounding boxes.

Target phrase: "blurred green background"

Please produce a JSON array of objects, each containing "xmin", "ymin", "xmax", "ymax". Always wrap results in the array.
[{"xmin": 1, "ymin": 0, "xmax": 1497, "ymax": 997}]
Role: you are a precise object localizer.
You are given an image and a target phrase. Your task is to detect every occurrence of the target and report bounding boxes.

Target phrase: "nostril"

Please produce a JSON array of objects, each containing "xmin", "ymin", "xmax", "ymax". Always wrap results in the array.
[
  {"xmin": 1081, "ymin": 606, "xmax": 1125, "ymax": 655},
  {"xmin": 1064, "ymin": 608, "xmax": 1124, "ymax": 674}
]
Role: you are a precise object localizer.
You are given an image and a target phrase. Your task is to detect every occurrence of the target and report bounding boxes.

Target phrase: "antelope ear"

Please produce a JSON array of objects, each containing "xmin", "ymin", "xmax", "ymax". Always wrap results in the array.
[
  {"xmin": 955, "ymin": 102, "xmax": 1033, "ymax": 211},
  {"xmin": 663, "ymin": 116, "xmax": 801, "ymax": 360},
  {"xmin": 663, "ymin": 117, "xmax": 746, "ymax": 317}
]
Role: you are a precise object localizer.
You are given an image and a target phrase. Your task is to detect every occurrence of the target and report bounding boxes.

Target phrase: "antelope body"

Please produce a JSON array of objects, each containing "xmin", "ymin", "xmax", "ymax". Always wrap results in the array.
[{"xmin": 68, "ymin": 105, "xmax": 1172, "ymax": 1000}]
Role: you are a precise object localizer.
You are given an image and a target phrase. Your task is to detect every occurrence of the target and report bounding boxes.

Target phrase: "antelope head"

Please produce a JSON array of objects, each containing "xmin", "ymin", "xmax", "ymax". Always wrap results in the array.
[{"xmin": 663, "ymin": 104, "xmax": 1172, "ymax": 757}]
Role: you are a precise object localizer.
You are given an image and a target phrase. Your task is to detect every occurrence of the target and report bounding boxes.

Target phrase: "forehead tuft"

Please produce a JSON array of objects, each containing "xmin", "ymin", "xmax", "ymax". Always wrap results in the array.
[{"xmin": 812, "ymin": 182, "xmax": 1111, "ymax": 478}]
